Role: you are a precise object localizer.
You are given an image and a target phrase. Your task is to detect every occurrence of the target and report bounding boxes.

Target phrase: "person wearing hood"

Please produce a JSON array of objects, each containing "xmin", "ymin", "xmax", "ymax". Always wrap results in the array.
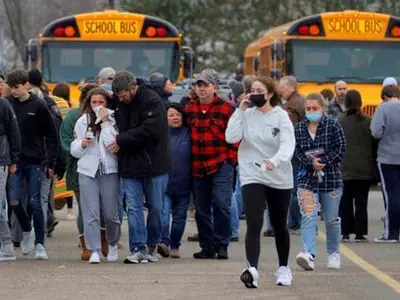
[
  {"xmin": 97, "ymin": 67, "xmax": 116, "ymax": 96},
  {"xmin": 148, "ymin": 73, "xmax": 173, "ymax": 105}
]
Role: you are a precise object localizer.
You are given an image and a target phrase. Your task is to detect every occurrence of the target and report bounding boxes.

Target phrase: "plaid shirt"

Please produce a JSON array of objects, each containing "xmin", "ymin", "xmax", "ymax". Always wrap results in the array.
[
  {"xmin": 327, "ymin": 98, "xmax": 344, "ymax": 119},
  {"xmin": 185, "ymin": 96, "xmax": 237, "ymax": 177},
  {"xmin": 294, "ymin": 116, "xmax": 346, "ymax": 192}
]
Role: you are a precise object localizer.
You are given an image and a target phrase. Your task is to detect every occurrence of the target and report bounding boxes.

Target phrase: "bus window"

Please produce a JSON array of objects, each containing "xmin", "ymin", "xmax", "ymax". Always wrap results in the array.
[
  {"xmin": 42, "ymin": 41, "xmax": 179, "ymax": 83},
  {"xmin": 289, "ymin": 40, "xmax": 400, "ymax": 83}
]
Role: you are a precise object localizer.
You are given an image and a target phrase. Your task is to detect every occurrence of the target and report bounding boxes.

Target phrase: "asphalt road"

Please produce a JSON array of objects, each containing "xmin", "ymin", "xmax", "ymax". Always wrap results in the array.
[{"xmin": 1, "ymin": 190, "xmax": 399, "ymax": 300}]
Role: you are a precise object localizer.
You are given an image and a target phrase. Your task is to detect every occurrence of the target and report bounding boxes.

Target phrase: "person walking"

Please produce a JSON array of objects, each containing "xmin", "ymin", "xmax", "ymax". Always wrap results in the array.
[
  {"xmin": 70, "ymin": 88, "xmax": 121, "ymax": 264},
  {"xmin": 226, "ymin": 76, "xmax": 295, "ymax": 287}
]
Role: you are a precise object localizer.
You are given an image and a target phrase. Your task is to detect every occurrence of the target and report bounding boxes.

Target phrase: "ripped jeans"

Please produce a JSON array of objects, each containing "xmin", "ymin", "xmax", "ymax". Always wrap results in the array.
[{"xmin": 298, "ymin": 187, "xmax": 342, "ymax": 257}]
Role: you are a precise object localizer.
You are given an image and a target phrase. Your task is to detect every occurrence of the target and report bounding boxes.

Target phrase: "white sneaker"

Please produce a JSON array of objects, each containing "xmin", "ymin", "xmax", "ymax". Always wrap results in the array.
[
  {"xmin": 66, "ymin": 214, "xmax": 76, "ymax": 221},
  {"xmin": 89, "ymin": 252, "xmax": 100, "ymax": 264},
  {"xmin": 296, "ymin": 251, "xmax": 315, "ymax": 271},
  {"xmin": 147, "ymin": 248, "xmax": 159, "ymax": 262},
  {"xmin": 0, "ymin": 244, "xmax": 16, "ymax": 261},
  {"xmin": 35, "ymin": 244, "xmax": 49, "ymax": 260},
  {"xmin": 275, "ymin": 266, "xmax": 292, "ymax": 286},
  {"xmin": 327, "ymin": 252, "xmax": 340, "ymax": 269},
  {"xmin": 107, "ymin": 245, "xmax": 118, "ymax": 262},
  {"xmin": 21, "ymin": 229, "xmax": 35, "ymax": 256},
  {"xmin": 240, "ymin": 266, "xmax": 258, "ymax": 288}
]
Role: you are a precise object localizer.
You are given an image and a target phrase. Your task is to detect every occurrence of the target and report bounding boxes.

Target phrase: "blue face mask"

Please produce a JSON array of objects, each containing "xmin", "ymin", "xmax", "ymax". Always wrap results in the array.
[{"xmin": 306, "ymin": 112, "xmax": 322, "ymax": 122}]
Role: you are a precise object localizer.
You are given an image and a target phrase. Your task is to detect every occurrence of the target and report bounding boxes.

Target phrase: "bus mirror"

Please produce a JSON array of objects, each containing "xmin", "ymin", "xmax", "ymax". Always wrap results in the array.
[
  {"xmin": 272, "ymin": 43, "xmax": 285, "ymax": 61},
  {"xmin": 271, "ymin": 68, "xmax": 283, "ymax": 79},
  {"xmin": 183, "ymin": 47, "xmax": 195, "ymax": 78},
  {"xmin": 25, "ymin": 40, "xmax": 39, "ymax": 62}
]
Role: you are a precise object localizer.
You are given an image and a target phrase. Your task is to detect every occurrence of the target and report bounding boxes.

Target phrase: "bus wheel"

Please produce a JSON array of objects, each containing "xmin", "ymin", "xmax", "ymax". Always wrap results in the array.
[{"xmin": 55, "ymin": 198, "xmax": 67, "ymax": 210}]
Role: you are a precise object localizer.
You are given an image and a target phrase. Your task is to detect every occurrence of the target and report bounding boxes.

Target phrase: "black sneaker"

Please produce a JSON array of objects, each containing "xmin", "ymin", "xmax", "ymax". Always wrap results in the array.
[
  {"xmin": 355, "ymin": 236, "xmax": 368, "ymax": 243},
  {"xmin": 342, "ymin": 235, "xmax": 350, "ymax": 242},
  {"xmin": 239, "ymin": 213, "xmax": 246, "ymax": 220},
  {"xmin": 216, "ymin": 246, "xmax": 229, "ymax": 260},
  {"xmin": 263, "ymin": 230, "xmax": 275, "ymax": 237},
  {"xmin": 188, "ymin": 233, "xmax": 199, "ymax": 242},
  {"xmin": 193, "ymin": 249, "xmax": 215, "ymax": 259},
  {"xmin": 47, "ymin": 218, "xmax": 59, "ymax": 234}
]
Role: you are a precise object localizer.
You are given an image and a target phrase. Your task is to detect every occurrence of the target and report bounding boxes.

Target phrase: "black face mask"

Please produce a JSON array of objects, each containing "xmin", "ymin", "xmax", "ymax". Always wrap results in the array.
[{"xmin": 249, "ymin": 94, "xmax": 267, "ymax": 107}]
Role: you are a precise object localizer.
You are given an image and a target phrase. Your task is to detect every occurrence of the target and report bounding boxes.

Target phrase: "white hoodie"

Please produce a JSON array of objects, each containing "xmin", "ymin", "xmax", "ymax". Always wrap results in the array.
[
  {"xmin": 226, "ymin": 106, "xmax": 295, "ymax": 189},
  {"xmin": 71, "ymin": 113, "xmax": 118, "ymax": 178}
]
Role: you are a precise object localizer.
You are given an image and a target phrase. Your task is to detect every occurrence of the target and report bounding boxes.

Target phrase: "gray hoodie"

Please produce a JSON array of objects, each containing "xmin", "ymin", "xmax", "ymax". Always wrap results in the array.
[{"xmin": 370, "ymin": 99, "xmax": 400, "ymax": 165}]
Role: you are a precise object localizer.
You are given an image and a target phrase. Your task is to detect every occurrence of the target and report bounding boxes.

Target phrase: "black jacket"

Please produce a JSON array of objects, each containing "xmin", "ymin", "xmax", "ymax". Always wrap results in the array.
[
  {"xmin": 43, "ymin": 95, "xmax": 65, "ymax": 177},
  {"xmin": 0, "ymin": 98, "xmax": 21, "ymax": 166},
  {"xmin": 147, "ymin": 78, "xmax": 170, "ymax": 105},
  {"xmin": 7, "ymin": 94, "xmax": 59, "ymax": 169},
  {"xmin": 115, "ymin": 84, "xmax": 171, "ymax": 178}
]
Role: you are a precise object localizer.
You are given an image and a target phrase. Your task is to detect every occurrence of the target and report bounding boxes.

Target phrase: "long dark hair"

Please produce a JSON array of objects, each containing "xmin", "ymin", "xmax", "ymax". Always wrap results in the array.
[
  {"xmin": 345, "ymin": 90, "xmax": 365, "ymax": 119},
  {"xmin": 80, "ymin": 87, "xmax": 111, "ymax": 134},
  {"xmin": 254, "ymin": 76, "xmax": 282, "ymax": 107}
]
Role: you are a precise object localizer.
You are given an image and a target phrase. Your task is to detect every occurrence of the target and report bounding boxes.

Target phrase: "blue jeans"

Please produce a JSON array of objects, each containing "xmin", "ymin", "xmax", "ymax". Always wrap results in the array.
[
  {"xmin": 230, "ymin": 167, "xmax": 242, "ymax": 239},
  {"xmin": 161, "ymin": 193, "xmax": 190, "ymax": 249},
  {"xmin": 265, "ymin": 204, "xmax": 274, "ymax": 232},
  {"xmin": 40, "ymin": 172, "xmax": 52, "ymax": 234},
  {"xmin": 0, "ymin": 190, "xmax": 6, "ymax": 220},
  {"xmin": 298, "ymin": 187, "xmax": 342, "ymax": 256},
  {"xmin": 7, "ymin": 162, "xmax": 44, "ymax": 245},
  {"xmin": 193, "ymin": 163, "xmax": 234, "ymax": 250},
  {"xmin": 288, "ymin": 160, "xmax": 301, "ymax": 230},
  {"xmin": 121, "ymin": 173, "xmax": 168, "ymax": 253}
]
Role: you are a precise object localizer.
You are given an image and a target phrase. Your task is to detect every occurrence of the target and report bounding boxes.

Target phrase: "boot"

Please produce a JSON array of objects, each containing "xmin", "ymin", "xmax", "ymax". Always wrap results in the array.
[
  {"xmin": 79, "ymin": 235, "xmax": 90, "ymax": 261},
  {"xmin": 101, "ymin": 229, "xmax": 109, "ymax": 257}
]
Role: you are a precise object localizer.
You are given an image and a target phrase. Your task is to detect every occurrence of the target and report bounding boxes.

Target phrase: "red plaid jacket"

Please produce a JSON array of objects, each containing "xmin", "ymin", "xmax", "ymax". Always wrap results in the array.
[{"xmin": 185, "ymin": 96, "xmax": 238, "ymax": 177}]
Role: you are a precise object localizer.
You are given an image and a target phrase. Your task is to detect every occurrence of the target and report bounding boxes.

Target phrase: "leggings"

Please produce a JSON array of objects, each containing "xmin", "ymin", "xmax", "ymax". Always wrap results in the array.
[{"xmin": 242, "ymin": 184, "xmax": 291, "ymax": 269}]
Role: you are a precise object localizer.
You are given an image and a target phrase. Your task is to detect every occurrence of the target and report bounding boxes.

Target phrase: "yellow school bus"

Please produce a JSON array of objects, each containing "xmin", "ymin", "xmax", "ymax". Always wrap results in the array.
[
  {"xmin": 26, "ymin": 9, "xmax": 195, "ymax": 106},
  {"xmin": 243, "ymin": 10, "xmax": 400, "ymax": 116},
  {"xmin": 25, "ymin": 10, "xmax": 195, "ymax": 204}
]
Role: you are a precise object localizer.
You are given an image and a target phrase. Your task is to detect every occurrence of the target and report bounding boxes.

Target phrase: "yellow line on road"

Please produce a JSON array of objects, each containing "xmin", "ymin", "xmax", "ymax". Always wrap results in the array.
[{"xmin": 318, "ymin": 231, "xmax": 400, "ymax": 294}]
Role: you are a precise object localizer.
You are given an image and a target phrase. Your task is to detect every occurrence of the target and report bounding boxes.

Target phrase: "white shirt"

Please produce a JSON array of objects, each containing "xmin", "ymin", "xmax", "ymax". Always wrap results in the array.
[
  {"xmin": 226, "ymin": 106, "xmax": 295, "ymax": 189},
  {"xmin": 71, "ymin": 114, "xmax": 118, "ymax": 178}
]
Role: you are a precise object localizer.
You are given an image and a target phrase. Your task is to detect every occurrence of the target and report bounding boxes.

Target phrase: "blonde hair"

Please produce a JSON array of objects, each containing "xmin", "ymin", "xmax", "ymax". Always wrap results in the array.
[{"xmin": 306, "ymin": 93, "xmax": 327, "ymax": 112}]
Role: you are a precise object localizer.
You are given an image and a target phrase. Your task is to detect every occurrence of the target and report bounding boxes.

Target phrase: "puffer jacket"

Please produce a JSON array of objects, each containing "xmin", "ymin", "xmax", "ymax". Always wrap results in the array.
[{"xmin": 70, "ymin": 113, "xmax": 118, "ymax": 178}]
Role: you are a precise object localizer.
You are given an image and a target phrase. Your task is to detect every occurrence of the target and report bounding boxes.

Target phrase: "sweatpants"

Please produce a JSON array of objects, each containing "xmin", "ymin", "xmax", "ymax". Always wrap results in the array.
[
  {"xmin": 339, "ymin": 180, "xmax": 370, "ymax": 237},
  {"xmin": 378, "ymin": 163, "xmax": 400, "ymax": 240},
  {"xmin": 0, "ymin": 166, "xmax": 12, "ymax": 246},
  {"xmin": 242, "ymin": 183, "xmax": 291, "ymax": 269},
  {"xmin": 79, "ymin": 172, "xmax": 121, "ymax": 253}
]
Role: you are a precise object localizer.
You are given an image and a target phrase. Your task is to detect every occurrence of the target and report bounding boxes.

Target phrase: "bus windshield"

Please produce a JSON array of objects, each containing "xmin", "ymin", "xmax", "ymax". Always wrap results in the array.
[
  {"xmin": 289, "ymin": 40, "xmax": 400, "ymax": 83},
  {"xmin": 42, "ymin": 41, "xmax": 179, "ymax": 83}
]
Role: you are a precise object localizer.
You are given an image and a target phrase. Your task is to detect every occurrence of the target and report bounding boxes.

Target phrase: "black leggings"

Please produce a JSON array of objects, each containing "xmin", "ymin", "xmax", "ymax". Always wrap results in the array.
[{"xmin": 242, "ymin": 184, "xmax": 291, "ymax": 269}]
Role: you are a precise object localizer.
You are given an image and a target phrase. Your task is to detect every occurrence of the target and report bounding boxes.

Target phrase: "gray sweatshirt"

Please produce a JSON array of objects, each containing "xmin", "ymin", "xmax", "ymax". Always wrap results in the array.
[
  {"xmin": 370, "ymin": 99, "xmax": 400, "ymax": 165},
  {"xmin": 226, "ymin": 106, "xmax": 295, "ymax": 189}
]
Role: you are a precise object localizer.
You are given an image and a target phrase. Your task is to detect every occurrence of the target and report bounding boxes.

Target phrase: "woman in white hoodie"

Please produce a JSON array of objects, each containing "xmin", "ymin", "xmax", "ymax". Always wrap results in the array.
[
  {"xmin": 226, "ymin": 76, "xmax": 295, "ymax": 288},
  {"xmin": 71, "ymin": 88, "xmax": 121, "ymax": 264}
]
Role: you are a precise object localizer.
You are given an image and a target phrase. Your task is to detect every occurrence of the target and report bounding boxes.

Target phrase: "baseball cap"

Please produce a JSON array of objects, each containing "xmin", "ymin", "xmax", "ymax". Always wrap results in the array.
[
  {"xmin": 97, "ymin": 67, "xmax": 116, "ymax": 80},
  {"xmin": 382, "ymin": 77, "xmax": 397, "ymax": 87},
  {"xmin": 196, "ymin": 71, "xmax": 217, "ymax": 85}
]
